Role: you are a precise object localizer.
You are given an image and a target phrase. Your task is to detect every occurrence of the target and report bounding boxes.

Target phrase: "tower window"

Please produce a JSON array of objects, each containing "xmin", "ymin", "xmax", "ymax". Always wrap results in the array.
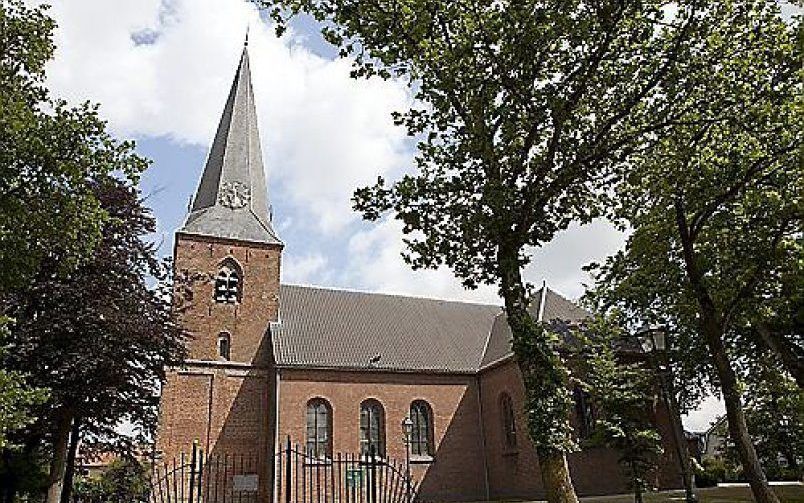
[
  {"xmin": 218, "ymin": 332, "xmax": 231, "ymax": 361},
  {"xmin": 214, "ymin": 260, "xmax": 241, "ymax": 304}
]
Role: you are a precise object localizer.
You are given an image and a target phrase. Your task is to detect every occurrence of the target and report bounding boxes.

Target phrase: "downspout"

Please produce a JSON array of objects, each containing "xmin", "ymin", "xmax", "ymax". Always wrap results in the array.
[
  {"xmin": 273, "ymin": 368, "xmax": 282, "ymax": 503},
  {"xmin": 475, "ymin": 374, "xmax": 491, "ymax": 500}
]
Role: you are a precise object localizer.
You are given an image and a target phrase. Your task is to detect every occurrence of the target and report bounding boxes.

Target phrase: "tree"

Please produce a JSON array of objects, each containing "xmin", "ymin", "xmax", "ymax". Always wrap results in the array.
[
  {"xmin": 73, "ymin": 457, "xmax": 150, "ymax": 503},
  {"xmin": 0, "ymin": 317, "xmax": 48, "ymax": 451},
  {"xmin": 575, "ymin": 315, "xmax": 663, "ymax": 503},
  {"xmin": 0, "ymin": 0, "xmax": 147, "ymax": 293},
  {"xmin": 2, "ymin": 177, "xmax": 186, "ymax": 503},
  {"xmin": 738, "ymin": 360, "xmax": 803, "ymax": 480},
  {"xmin": 260, "ymin": 1, "xmax": 704, "ymax": 500},
  {"xmin": 586, "ymin": 3, "xmax": 800, "ymax": 502}
]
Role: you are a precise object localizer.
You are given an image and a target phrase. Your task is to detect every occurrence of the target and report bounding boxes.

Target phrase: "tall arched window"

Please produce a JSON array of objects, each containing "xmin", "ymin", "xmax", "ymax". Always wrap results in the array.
[
  {"xmin": 500, "ymin": 393, "xmax": 517, "ymax": 449},
  {"xmin": 214, "ymin": 259, "xmax": 242, "ymax": 304},
  {"xmin": 360, "ymin": 399, "xmax": 385, "ymax": 457},
  {"xmin": 306, "ymin": 399, "xmax": 332, "ymax": 459},
  {"xmin": 218, "ymin": 332, "xmax": 231, "ymax": 361},
  {"xmin": 410, "ymin": 400, "xmax": 433, "ymax": 457},
  {"xmin": 573, "ymin": 385, "xmax": 595, "ymax": 439}
]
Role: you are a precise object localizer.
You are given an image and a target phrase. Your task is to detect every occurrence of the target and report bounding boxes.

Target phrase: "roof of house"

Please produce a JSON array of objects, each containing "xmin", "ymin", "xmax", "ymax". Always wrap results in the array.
[
  {"xmin": 180, "ymin": 43, "xmax": 281, "ymax": 246},
  {"xmin": 271, "ymin": 284, "xmax": 592, "ymax": 374}
]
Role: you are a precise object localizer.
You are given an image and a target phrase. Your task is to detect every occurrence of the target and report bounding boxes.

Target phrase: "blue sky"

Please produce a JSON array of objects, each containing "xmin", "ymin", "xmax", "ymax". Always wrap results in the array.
[{"xmin": 42, "ymin": 0, "xmax": 728, "ymax": 430}]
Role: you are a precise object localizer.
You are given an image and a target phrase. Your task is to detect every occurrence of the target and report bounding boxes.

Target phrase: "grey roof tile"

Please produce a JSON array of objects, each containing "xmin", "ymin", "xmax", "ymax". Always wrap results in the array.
[
  {"xmin": 480, "ymin": 287, "xmax": 592, "ymax": 367},
  {"xmin": 180, "ymin": 45, "xmax": 281, "ymax": 245},
  {"xmin": 272, "ymin": 284, "xmax": 591, "ymax": 373},
  {"xmin": 273, "ymin": 285, "xmax": 501, "ymax": 373}
]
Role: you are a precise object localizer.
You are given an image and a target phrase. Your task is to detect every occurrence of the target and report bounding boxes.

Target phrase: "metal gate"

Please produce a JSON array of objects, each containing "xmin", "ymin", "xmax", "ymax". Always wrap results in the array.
[
  {"xmin": 274, "ymin": 438, "xmax": 417, "ymax": 503},
  {"xmin": 147, "ymin": 444, "xmax": 261, "ymax": 503},
  {"xmin": 139, "ymin": 440, "xmax": 416, "ymax": 503}
]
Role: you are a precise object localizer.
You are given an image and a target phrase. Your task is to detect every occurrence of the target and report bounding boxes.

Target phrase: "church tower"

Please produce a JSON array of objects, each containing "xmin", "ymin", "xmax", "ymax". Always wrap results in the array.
[{"xmin": 157, "ymin": 41, "xmax": 280, "ymax": 498}]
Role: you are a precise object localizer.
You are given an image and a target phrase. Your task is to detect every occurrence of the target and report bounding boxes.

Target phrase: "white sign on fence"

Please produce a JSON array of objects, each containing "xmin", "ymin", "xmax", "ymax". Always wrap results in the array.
[{"xmin": 232, "ymin": 474, "xmax": 259, "ymax": 492}]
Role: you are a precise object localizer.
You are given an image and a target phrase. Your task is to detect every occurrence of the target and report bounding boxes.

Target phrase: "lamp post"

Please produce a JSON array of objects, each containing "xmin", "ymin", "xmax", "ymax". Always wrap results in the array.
[
  {"xmin": 639, "ymin": 326, "xmax": 697, "ymax": 503},
  {"xmin": 401, "ymin": 416, "xmax": 413, "ymax": 503}
]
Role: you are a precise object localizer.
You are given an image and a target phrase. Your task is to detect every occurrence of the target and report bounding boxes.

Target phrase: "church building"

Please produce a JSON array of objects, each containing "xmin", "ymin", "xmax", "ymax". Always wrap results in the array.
[{"xmin": 156, "ymin": 43, "xmax": 685, "ymax": 502}]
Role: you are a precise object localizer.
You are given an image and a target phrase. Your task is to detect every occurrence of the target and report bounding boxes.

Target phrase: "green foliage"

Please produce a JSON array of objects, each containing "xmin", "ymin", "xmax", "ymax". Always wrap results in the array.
[
  {"xmin": 3, "ymin": 177, "xmax": 187, "ymax": 449},
  {"xmin": 73, "ymin": 457, "xmax": 150, "ymax": 503},
  {"xmin": 0, "ymin": 0, "xmax": 149, "ymax": 293},
  {"xmin": 586, "ymin": 0, "xmax": 801, "ymax": 402},
  {"xmin": 0, "ymin": 316, "xmax": 48, "ymax": 450},
  {"xmin": 574, "ymin": 314, "xmax": 663, "ymax": 499},
  {"xmin": 585, "ymin": 6, "xmax": 800, "ymax": 499},
  {"xmin": 714, "ymin": 361, "xmax": 804, "ymax": 481},
  {"xmin": 695, "ymin": 457, "xmax": 728, "ymax": 487},
  {"xmin": 260, "ymin": 0, "xmax": 708, "ymax": 465}
]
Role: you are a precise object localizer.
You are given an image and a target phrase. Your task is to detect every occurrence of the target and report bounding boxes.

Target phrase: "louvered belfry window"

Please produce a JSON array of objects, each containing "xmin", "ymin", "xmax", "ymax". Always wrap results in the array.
[
  {"xmin": 214, "ymin": 264, "xmax": 240, "ymax": 304},
  {"xmin": 360, "ymin": 399, "xmax": 385, "ymax": 457},
  {"xmin": 410, "ymin": 400, "xmax": 433, "ymax": 456}
]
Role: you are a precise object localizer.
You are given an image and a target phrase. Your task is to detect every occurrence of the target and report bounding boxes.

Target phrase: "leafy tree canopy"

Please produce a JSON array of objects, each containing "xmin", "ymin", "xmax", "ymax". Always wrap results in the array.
[
  {"xmin": 585, "ymin": 3, "xmax": 800, "ymax": 502},
  {"xmin": 0, "ymin": 0, "xmax": 148, "ymax": 292}
]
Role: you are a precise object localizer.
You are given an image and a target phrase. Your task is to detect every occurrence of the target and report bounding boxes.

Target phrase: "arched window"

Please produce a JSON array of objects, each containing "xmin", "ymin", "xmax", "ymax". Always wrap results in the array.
[
  {"xmin": 214, "ymin": 259, "xmax": 241, "ymax": 304},
  {"xmin": 218, "ymin": 332, "xmax": 231, "ymax": 361},
  {"xmin": 360, "ymin": 399, "xmax": 385, "ymax": 457},
  {"xmin": 500, "ymin": 393, "xmax": 517, "ymax": 449},
  {"xmin": 573, "ymin": 386, "xmax": 595, "ymax": 439},
  {"xmin": 306, "ymin": 399, "xmax": 332, "ymax": 459},
  {"xmin": 410, "ymin": 400, "xmax": 433, "ymax": 457}
]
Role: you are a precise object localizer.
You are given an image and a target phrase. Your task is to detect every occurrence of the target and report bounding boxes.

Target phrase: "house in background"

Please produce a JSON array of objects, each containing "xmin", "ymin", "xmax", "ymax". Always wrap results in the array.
[{"xmin": 155, "ymin": 41, "xmax": 686, "ymax": 502}]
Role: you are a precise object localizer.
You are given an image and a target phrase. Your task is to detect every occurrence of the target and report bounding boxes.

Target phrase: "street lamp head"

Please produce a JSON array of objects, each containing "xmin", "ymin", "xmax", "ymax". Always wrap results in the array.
[
  {"xmin": 637, "ymin": 325, "xmax": 667, "ymax": 352},
  {"xmin": 401, "ymin": 416, "xmax": 413, "ymax": 440}
]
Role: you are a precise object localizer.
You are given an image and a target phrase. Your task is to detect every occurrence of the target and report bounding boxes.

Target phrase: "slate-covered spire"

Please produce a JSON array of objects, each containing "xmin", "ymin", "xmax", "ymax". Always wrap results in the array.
[{"xmin": 180, "ymin": 42, "xmax": 281, "ymax": 245}]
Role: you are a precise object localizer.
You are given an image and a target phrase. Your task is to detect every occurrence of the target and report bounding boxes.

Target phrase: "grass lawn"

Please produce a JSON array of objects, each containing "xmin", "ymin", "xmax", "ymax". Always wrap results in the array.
[{"xmin": 574, "ymin": 485, "xmax": 804, "ymax": 503}]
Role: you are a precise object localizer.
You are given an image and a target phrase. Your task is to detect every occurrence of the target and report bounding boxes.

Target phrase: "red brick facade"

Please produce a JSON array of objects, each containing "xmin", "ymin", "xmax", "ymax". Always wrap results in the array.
[
  {"xmin": 156, "ymin": 233, "xmax": 684, "ymax": 502},
  {"xmin": 157, "ymin": 234, "xmax": 282, "ymax": 501}
]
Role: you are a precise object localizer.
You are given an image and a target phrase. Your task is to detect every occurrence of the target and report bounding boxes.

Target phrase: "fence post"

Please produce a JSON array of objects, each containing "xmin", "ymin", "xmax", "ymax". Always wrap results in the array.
[
  {"xmin": 189, "ymin": 440, "xmax": 198, "ymax": 503},
  {"xmin": 285, "ymin": 436, "xmax": 292, "ymax": 503},
  {"xmin": 370, "ymin": 445, "xmax": 377, "ymax": 503}
]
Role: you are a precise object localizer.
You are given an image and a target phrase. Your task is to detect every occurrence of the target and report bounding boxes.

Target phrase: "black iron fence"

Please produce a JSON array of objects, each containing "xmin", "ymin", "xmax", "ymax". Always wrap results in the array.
[
  {"xmin": 148, "ymin": 445, "xmax": 261, "ymax": 503},
  {"xmin": 72, "ymin": 439, "xmax": 418, "ymax": 503},
  {"xmin": 275, "ymin": 437, "xmax": 416, "ymax": 503}
]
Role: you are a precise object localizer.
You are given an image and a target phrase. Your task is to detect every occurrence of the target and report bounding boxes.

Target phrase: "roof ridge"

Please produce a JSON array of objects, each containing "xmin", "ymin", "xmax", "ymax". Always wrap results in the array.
[{"xmin": 280, "ymin": 282, "xmax": 502, "ymax": 308}]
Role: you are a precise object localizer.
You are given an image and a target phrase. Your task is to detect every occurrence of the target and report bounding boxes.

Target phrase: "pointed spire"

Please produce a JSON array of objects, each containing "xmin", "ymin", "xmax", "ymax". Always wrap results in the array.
[{"xmin": 180, "ymin": 45, "xmax": 282, "ymax": 246}]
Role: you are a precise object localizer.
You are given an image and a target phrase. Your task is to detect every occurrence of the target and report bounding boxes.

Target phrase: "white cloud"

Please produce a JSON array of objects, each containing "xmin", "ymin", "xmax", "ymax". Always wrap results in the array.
[
  {"xmin": 683, "ymin": 395, "xmax": 725, "ymax": 432},
  {"xmin": 282, "ymin": 252, "xmax": 328, "ymax": 285},
  {"xmin": 43, "ymin": 0, "xmax": 724, "ymax": 431},
  {"xmin": 343, "ymin": 219, "xmax": 500, "ymax": 303},
  {"xmin": 45, "ymin": 0, "xmax": 411, "ymax": 236},
  {"xmin": 42, "ymin": 0, "xmax": 626, "ymax": 306}
]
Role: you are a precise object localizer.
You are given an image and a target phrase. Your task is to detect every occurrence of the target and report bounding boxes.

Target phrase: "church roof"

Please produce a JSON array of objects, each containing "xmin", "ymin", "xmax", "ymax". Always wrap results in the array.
[
  {"xmin": 479, "ymin": 286, "xmax": 592, "ymax": 368},
  {"xmin": 271, "ymin": 284, "xmax": 591, "ymax": 374},
  {"xmin": 180, "ymin": 43, "xmax": 281, "ymax": 245}
]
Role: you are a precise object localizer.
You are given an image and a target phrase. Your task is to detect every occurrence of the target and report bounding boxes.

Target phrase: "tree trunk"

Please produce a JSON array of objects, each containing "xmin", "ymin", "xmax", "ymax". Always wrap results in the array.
[
  {"xmin": 60, "ymin": 416, "xmax": 81, "ymax": 503},
  {"xmin": 701, "ymin": 315, "xmax": 780, "ymax": 503},
  {"xmin": 754, "ymin": 323, "xmax": 804, "ymax": 388},
  {"xmin": 675, "ymin": 203, "xmax": 779, "ymax": 503},
  {"xmin": 497, "ymin": 241, "xmax": 579, "ymax": 503},
  {"xmin": 46, "ymin": 410, "xmax": 73, "ymax": 503},
  {"xmin": 538, "ymin": 449, "xmax": 580, "ymax": 503},
  {"xmin": 1, "ymin": 448, "xmax": 17, "ymax": 503}
]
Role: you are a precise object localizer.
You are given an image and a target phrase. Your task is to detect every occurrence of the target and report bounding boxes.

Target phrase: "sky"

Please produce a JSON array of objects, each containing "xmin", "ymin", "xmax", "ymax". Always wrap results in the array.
[{"xmin": 41, "ymin": 0, "xmax": 734, "ymax": 431}]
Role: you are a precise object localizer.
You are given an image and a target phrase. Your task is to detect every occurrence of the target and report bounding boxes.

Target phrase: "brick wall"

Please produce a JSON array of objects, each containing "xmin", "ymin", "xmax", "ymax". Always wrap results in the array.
[
  {"xmin": 479, "ymin": 359, "xmax": 684, "ymax": 499},
  {"xmin": 156, "ymin": 234, "xmax": 282, "ymax": 502},
  {"xmin": 276, "ymin": 368, "xmax": 489, "ymax": 502}
]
